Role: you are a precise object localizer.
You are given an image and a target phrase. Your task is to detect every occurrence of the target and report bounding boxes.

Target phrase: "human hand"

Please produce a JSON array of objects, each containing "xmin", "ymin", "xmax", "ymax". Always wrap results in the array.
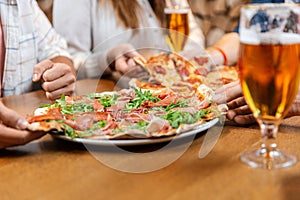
[
  {"xmin": 32, "ymin": 59, "xmax": 76, "ymax": 100},
  {"xmin": 107, "ymin": 44, "xmax": 145, "ymax": 74},
  {"xmin": 214, "ymin": 81, "xmax": 256, "ymax": 125},
  {"xmin": 285, "ymin": 92, "xmax": 300, "ymax": 118},
  {"xmin": 0, "ymin": 101, "xmax": 45, "ymax": 149}
]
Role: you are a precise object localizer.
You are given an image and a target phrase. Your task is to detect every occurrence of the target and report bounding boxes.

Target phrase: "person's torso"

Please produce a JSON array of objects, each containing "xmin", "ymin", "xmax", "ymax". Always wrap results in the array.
[
  {"xmin": 0, "ymin": 0, "xmax": 40, "ymax": 96},
  {"xmin": 91, "ymin": 0, "xmax": 168, "ymax": 54}
]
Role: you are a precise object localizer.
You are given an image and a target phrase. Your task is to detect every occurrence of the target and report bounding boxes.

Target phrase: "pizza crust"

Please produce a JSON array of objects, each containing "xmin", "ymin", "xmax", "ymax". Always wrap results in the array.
[{"xmin": 27, "ymin": 121, "xmax": 64, "ymax": 132}]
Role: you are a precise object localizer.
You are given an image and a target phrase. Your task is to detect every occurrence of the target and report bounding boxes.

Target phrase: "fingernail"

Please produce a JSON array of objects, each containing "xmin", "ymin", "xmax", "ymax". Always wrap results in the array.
[
  {"xmin": 45, "ymin": 92, "xmax": 52, "ymax": 100},
  {"xmin": 16, "ymin": 119, "xmax": 29, "ymax": 130},
  {"xmin": 33, "ymin": 73, "xmax": 38, "ymax": 82},
  {"xmin": 128, "ymin": 59, "xmax": 136, "ymax": 67}
]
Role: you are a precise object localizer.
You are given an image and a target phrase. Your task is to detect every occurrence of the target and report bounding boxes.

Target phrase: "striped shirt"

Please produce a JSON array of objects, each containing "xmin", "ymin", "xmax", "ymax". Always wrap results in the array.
[{"xmin": 0, "ymin": 0, "xmax": 70, "ymax": 96}]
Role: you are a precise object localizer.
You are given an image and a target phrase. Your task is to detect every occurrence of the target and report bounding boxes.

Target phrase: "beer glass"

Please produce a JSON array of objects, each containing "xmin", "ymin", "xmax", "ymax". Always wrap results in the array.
[
  {"xmin": 238, "ymin": 4, "xmax": 300, "ymax": 169},
  {"xmin": 164, "ymin": 2, "xmax": 190, "ymax": 52}
]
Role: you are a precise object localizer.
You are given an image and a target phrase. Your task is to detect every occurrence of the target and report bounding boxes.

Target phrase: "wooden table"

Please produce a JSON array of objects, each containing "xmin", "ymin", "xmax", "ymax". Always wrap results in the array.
[{"xmin": 1, "ymin": 79, "xmax": 300, "ymax": 200}]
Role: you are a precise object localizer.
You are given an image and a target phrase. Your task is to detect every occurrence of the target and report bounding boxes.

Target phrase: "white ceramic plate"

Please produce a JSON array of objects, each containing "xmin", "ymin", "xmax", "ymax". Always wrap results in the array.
[{"xmin": 52, "ymin": 118, "xmax": 219, "ymax": 146}]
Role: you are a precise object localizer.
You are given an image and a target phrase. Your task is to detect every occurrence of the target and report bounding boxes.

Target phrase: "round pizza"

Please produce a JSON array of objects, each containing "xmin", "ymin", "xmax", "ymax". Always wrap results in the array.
[
  {"xmin": 26, "ymin": 52, "xmax": 230, "ymax": 140},
  {"xmin": 27, "ymin": 86, "xmax": 225, "ymax": 139}
]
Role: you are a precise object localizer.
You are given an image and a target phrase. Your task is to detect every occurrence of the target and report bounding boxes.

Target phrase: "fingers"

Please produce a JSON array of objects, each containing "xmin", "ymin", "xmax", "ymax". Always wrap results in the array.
[
  {"xmin": 107, "ymin": 43, "xmax": 136, "ymax": 65},
  {"xmin": 42, "ymin": 62, "xmax": 75, "ymax": 82},
  {"xmin": 0, "ymin": 103, "xmax": 45, "ymax": 149},
  {"xmin": 115, "ymin": 56, "xmax": 137, "ymax": 74},
  {"xmin": 43, "ymin": 83, "xmax": 75, "ymax": 100},
  {"xmin": 124, "ymin": 50, "xmax": 142, "ymax": 59},
  {"xmin": 32, "ymin": 60, "xmax": 54, "ymax": 82},
  {"xmin": 225, "ymin": 95, "xmax": 255, "ymax": 125},
  {"xmin": 0, "ymin": 125, "xmax": 45, "ymax": 149},
  {"xmin": 214, "ymin": 84, "xmax": 256, "ymax": 125},
  {"xmin": 227, "ymin": 96, "xmax": 247, "ymax": 110},
  {"xmin": 41, "ymin": 63, "xmax": 76, "ymax": 100},
  {"xmin": 114, "ymin": 50, "xmax": 145, "ymax": 74},
  {"xmin": 33, "ymin": 59, "xmax": 76, "ymax": 100},
  {"xmin": 107, "ymin": 44, "xmax": 147, "ymax": 74},
  {"xmin": 214, "ymin": 81, "xmax": 242, "ymax": 104},
  {"xmin": 0, "ymin": 102, "xmax": 28, "ymax": 130},
  {"xmin": 227, "ymin": 110, "xmax": 256, "ymax": 125}
]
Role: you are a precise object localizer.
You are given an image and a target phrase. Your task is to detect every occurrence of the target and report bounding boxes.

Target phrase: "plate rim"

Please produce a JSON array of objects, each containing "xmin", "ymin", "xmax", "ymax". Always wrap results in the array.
[{"xmin": 52, "ymin": 118, "xmax": 219, "ymax": 146}]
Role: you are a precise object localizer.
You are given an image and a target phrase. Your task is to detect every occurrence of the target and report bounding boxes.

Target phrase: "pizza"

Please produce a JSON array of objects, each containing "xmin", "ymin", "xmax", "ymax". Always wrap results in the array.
[
  {"xmin": 26, "ymin": 87, "xmax": 224, "ymax": 139},
  {"xmin": 26, "ymin": 52, "xmax": 230, "ymax": 140},
  {"xmin": 190, "ymin": 54, "xmax": 239, "ymax": 90},
  {"xmin": 133, "ymin": 52, "xmax": 238, "ymax": 91},
  {"xmin": 204, "ymin": 66, "xmax": 239, "ymax": 90},
  {"xmin": 135, "ymin": 53, "xmax": 207, "ymax": 88}
]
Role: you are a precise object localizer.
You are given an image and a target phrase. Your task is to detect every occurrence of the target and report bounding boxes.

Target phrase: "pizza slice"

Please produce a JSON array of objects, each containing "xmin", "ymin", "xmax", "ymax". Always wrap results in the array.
[
  {"xmin": 204, "ymin": 66, "xmax": 239, "ymax": 90},
  {"xmin": 141, "ymin": 52, "xmax": 183, "ymax": 88}
]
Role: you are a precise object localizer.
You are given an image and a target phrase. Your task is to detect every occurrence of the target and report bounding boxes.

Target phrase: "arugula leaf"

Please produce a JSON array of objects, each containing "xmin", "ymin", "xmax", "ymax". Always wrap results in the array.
[
  {"xmin": 112, "ymin": 128, "xmax": 124, "ymax": 135},
  {"xmin": 162, "ymin": 110, "xmax": 194, "ymax": 128},
  {"xmin": 130, "ymin": 121, "xmax": 149, "ymax": 130},
  {"xmin": 98, "ymin": 94, "xmax": 118, "ymax": 108},
  {"xmin": 63, "ymin": 123, "xmax": 76, "ymax": 138},
  {"xmin": 87, "ymin": 120, "xmax": 107, "ymax": 133},
  {"xmin": 56, "ymin": 94, "xmax": 67, "ymax": 107},
  {"xmin": 39, "ymin": 94, "xmax": 66, "ymax": 108},
  {"xmin": 195, "ymin": 109, "xmax": 209, "ymax": 119},
  {"xmin": 165, "ymin": 100, "xmax": 188, "ymax": 111},
  {"xmin": 126, "ymin": 88, "xmax": 160, "ymax": 109},
  {"xmin": 161, "ymin": 108, "xmax": 213, "ymax": 129},
  {"xmin": 61, "ymin": 102, "xmax": 94, "ymax": 115}
]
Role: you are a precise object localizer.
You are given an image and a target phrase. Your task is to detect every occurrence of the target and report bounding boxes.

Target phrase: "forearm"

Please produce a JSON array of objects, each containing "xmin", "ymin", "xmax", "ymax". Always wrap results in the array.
[{"xmin": 206, "ymin": 32, "xmax": 240, "ymax": 66}]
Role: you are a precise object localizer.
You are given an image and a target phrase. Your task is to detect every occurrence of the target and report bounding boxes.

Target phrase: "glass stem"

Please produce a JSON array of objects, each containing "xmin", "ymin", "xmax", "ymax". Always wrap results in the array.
[{"xmin": 259, "ymin": 121, "xmax": 279, "ymax": 157}]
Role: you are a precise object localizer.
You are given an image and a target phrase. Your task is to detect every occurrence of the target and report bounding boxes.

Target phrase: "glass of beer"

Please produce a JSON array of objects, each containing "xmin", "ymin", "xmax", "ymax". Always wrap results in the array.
[
  {"xmin": 238, "ymin": 3, "xmax": 300, "ymax": 169},
  {"xmin": 164, "ymin": 3, "xmax": 190, "ymax": 52}
]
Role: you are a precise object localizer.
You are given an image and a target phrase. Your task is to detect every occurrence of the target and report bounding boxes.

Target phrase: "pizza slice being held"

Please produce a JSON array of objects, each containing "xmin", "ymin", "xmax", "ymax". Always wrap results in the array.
[
  {"xmin": 135, "ymin": 52, "xmax": 238, "ymax": 90},
  {"xmin": 141, "ymin": 52, "xmax": 183, "ymax": 88}
]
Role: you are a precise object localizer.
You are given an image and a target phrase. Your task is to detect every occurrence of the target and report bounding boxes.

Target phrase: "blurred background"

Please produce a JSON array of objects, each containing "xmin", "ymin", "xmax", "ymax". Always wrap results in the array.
[{"xmin": 36, "ymin": 0, "xmax": 249, "ymax": 47}]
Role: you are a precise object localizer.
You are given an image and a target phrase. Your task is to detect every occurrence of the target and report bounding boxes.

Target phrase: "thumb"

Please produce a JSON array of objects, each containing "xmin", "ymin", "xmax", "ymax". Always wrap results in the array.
[
  {"xmin": 125, "ymin": 50, "xmax": 142, "ymax": 58},
  {"xmin": 0, "ymin": 102, "xmax": 28, "ymax": 130},
  {"xmin": 32, "ymin": 60, "xmax": 54, "ymax": 82}
]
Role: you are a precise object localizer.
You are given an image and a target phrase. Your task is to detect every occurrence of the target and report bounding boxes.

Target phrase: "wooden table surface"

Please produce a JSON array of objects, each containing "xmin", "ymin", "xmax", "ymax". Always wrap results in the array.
[{"xmin": 1, "ymin": 79, "xmax": 300, "ymax": 200}]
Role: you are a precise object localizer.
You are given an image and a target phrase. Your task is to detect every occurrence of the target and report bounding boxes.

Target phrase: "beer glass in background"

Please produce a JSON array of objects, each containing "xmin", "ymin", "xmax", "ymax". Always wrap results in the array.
[
  {"xmin": 164, "ymin": 1, "xmax": 190, "ymax": 52},
  {"xmin": 238, "ymin": 4, "xmax": 300, "ymax": 169}
]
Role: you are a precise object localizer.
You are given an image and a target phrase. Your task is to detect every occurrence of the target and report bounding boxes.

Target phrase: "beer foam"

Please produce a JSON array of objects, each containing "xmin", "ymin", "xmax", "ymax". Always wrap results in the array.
[
  {"xmin": 164, "ymin": 8, "xmax": 189, "ymax": 14},
  {"xmin": 240, "ymin": 30, "xmax": 300, "ymax": 45},
  {"xmin": 240, "ymin": 29, "xmax": 260, "ymax": 45}
]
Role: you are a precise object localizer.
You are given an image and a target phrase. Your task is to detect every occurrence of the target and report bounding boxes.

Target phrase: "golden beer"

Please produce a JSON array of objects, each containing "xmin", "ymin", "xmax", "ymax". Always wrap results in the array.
[
  {"xmin": 238, "ymin": 43, "xmax": 300, "ymax": 121},
  {"xmin": 164, "ymin": 8, "xmax": 189, "ymax": 52},
  {"xmin": 238, "ymin": 3, "xmax": 300, "ymax": 169}
]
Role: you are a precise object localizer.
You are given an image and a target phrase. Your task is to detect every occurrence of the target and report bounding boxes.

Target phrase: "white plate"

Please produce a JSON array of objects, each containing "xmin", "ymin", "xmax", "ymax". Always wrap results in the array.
[{"xmin": 53, "ymin": 118, "xmax": 219, "ymax": 146}]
